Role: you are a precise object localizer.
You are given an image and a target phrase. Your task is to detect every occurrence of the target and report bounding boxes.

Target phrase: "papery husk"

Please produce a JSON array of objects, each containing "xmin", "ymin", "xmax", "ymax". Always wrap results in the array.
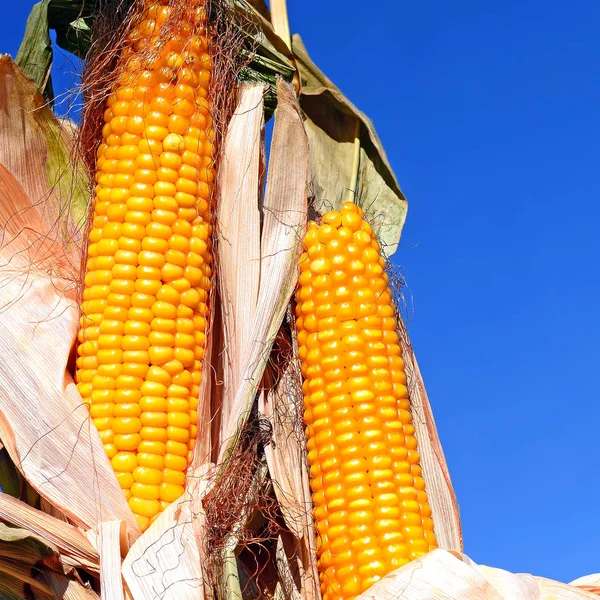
[
  {"xmin": 0, "ymin": 493, "xmax": 99, "ymax": 575},
  {"xmin": 43, "ymin": 571, "xmax": 100, "ymax": 600},
  {"xmin": 0, "ymin": 58, "xmax": 139, "ymax": 538},
  {"xmin": 203, "ymin": 78, "xmax": 308, "ymax": 600},
  {"xmin": 122, "ymin": 464, "xmax": 213, "ymax": 600},
  {"xmin": 98, "ymin": 521, "xmax": 128, "ymax": 600},
  {"xmin": 571, "ymin": 574, "xmax": 600, "ymax": 596},
  {"xmin": 216, "ymin": 79, "xmax": 309, "ymax": 462},
  {"xmin": 0, "ymin": 56, "xmax": 88, "ymax": 254},
  {"xmin": 291, "ymin": 36, "xmax": 407, "ymax": 255},
  {"xmin": 258, "ymin": 354, "xmax": 319, "ymax": 600},
  {"xmin": 216, "ymin": 82, "xmax": 265, "ymax": 455},
  {"xmin": 356, "ymin": 550, "xmax": 600, "ymax": 600},
  {"xmin": 0, "ymin": 520, "xmax": 100, "ymax": 600},
  {"xmin": 399, "ymin": 323, "xmax": 463, "ymax": 551},
  {"xmin": 0, "ymin": 266, "xmax": 139, "ymax": 537}
]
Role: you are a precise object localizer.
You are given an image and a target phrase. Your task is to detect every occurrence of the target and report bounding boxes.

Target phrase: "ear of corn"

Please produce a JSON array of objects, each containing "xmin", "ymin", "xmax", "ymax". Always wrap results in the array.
[
  {"xmin": 295, "ymin": 202, "xmax": 437, "ymax": 600},
  {"xmin": 75, "ymin": 0, "xmax": 214, "ymax": 531}
]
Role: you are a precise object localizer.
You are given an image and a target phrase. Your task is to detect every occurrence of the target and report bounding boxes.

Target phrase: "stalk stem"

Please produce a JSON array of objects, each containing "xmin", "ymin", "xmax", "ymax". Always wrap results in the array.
[
  {"xmin": 271, "ymin": 0, "xmax": 292, "ymax": 51},
  {"xmin": 344, "ymin": 119, "xmax": 361, "ymax": 204}
]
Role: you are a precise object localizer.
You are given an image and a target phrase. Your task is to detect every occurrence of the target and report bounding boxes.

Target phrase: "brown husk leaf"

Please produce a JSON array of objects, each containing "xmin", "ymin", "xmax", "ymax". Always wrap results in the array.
[
  {"xmin": 0, "ymin": 58, "xmax": 139, "ymax": 538},
  {"xmin": 0, "ymin": 493, "xmax": 99, "ymax": 575},
  {"xmin": 356, "ymin": 550, "xmax": 600, "ymax": 600},
  {"xmin": 291, "ymin": 36, "xmax": 407, "ymax": 256},
  {"xmin": 122, "ymin": 464, "xmax": 213, "ymax": 600},
  {"xmin": 399, "ymin": 323, "xmax": 463, "ymax": 551}
]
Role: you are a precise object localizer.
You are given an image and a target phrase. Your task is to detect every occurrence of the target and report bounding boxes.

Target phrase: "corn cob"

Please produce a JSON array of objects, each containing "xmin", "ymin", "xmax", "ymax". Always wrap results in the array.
[
  {"xmin": 295, "ymin": 202, "xmax": 437, "ymax": 600},
  {"xmin": 75, "ymin": 0, "xmax": 213, "ymax": 531}
]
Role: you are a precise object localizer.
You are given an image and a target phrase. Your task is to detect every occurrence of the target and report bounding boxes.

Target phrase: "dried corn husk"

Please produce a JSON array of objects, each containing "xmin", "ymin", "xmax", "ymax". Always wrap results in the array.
[
  {"xmin": 0, "ymin": 493, "xmax": 99, "ymax": 575},
  {"xmin": 216, "ymin": 79, "xmax": 308, "ymax": 462},
  {"xmin": 216, "ymin": 82, "xmax": 265, "ymax": 455},
  {"xmin": 0, "ymin": 57, "xmax": 139, "ymax": 538},
  {"xmin": 356, "ymin": 550, "xmax": 600, "ymax": 600},
  {"xmin": 122, "ymin": 464, "xmax": 213, "ymax": 600},
  {"xmin": 399, "ymin": 325, "xmax": 462, "ymax": 551}
]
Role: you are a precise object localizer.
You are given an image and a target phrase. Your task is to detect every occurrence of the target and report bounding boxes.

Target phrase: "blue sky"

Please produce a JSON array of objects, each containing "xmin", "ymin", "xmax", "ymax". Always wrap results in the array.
[{"xmin": 3, "ymin": 0, "xmax": 600, "ymax": 583}]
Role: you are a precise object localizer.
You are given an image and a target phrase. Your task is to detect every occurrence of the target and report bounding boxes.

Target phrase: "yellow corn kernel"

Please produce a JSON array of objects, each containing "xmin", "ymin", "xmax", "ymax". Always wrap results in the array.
[
  {"xmin": 76, "ymin": 0, "xmax": 213, "ymax": 533},
  {"xmin": 295, "ymin": 203, "xmax": 437, "ymax": 600}
]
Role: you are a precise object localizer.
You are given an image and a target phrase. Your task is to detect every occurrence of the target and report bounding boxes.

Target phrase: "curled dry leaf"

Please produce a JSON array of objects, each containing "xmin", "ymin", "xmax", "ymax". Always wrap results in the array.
[
  {"xmin": 572, "ymin": 575, "xmax": 600, "ymax": 588},
  {"xmin": 0, "ymin": 56, "xmax": 88, "ymax": 257},
  {"xmin": 0, "ymin": 59, "xmax": 139, "ymax": 538},
  {"xmin": 259, "ymin": 365, "xmax": 320, "ymax": 600},
  {"xmin": 0, "ymin": 490, "xmax": 99, "ymax": 575},
  {"xmin": 217, "ymin": 82, "xmax": 265, "ymax": 455},
  {"xmin": 399, "ymin": 323, "xmax": 463, "ymax": 551},
  {"xmin": 535, "ymin": 578, "xmax": 600, "ymax": 600},
  {"xmin": 122, "ymin": 464, "xmax": 214, "ymax": 600},
  {"xmin": 0, "ymin": 519, "xmax": 98, "ymax": 599},
  {"xmin": 256, "ymin": 76, "xmax": 311, "ymax": 536},
  {"xmin": 217, "ymin": 79, "xmax": 309, "ymax": 462},
  {"xmin": 98, "ymin": 521, "xmax": 128, "ymax": 600},
  {"xmin": 0, "ymin": 268, "xmax": 138, "ymax": 537},
  {"xmin": 256, "ymin": 79, "xmax": 318, "ymax": 600},
  {"xmin": 356, "ymin": 550, "xmax": 600, "ymax": 600},
  {"xmin": 291, "ymin": 36, "xmax": 407, "ymax": 256},
  {"xmin": 43, "ymin": 571, "xmax": 100, "ymax": 600}
]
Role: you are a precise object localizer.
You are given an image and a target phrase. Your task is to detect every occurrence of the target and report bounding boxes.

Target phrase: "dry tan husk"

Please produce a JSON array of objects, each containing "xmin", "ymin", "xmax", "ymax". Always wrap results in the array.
[
  {"xmin": 122, "ymin": 464, "xmax": 213, "ymax": 600},
  {"xmin": 258, "ymin": 357, "xmax": 320, "ymax": 600},
  {"xmin": 254, "ymin": 76, "xmax": 318, "ymax": 600},
  {"xmin": 0, "ymin": 493, "xmax": 99, "ymax": 575},
  {"xmin": 0, "ymin": 269, "xmax": 138, "ymax": 536},
  {"xmin": 399, "ymin": 323, "xmax": 462, "ymax": 551},
  {"xmin": 356, "ymin": 550, "xmax": 600, "ymax": 600},
  {"xmin": 98, "ymin": 521, "xmax": 128, "ymax": 600},
  {"xmin": 215, "ymin": 79, "xmax": 308, "ymax": 462},
  {"xmin": 571, "ymin": 574, "xmax": 600, "ymax": 596},
  {"xmin": 216, "ymin": 82, "xmax": 266, "ymax": 456},
  {"xmin": 0, "ymin": 56, "xmax": 140, "ymax": 539},
  {"xmin": 43, "ymin": 572, "xmax": 100, "ymax": 600}
]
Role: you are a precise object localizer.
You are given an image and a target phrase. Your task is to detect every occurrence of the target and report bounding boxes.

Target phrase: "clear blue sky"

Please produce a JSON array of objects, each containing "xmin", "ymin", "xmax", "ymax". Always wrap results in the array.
[{"xmin": 3, "ymin": 0, "xmax": 600, "ymax": 584}]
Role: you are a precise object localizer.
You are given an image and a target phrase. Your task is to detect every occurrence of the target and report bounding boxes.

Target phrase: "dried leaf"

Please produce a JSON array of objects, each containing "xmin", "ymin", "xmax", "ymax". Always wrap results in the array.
[
  {"xmin": 98, "ymin": 521, "xmax": 127, "ymax": 600},
  {"xmin": 0, "ymin": 273, "xmax": 139, "ymax": 538},
  {"xmin": 0, "ymin": 573, "xmax": 33, "ymax": 600},
  {"xmin": 122, "ymin": 465, "xmax": 213, "ymax": 600},
  {"xmin": 0, "ymin": 522, "xmax": 58, "ymax": 598},
  {"xmin": 216, "ymin": 82, "xmax": 265, "ymax": 454},
  {"xmin": 274, "ymin": 533, "xmax": 302, "ymax": 600},
  {"xmin": 217, "ymin": 80, "xmax": 308, "ymax": 462},
  {"xmin": 0, "ymin": 56, "xmax": 89, "ymax": 254},
  {"xmin": 259, "ymin": 368, "xmax": 319, "ymax": 600},
  {"xmin": 259, "ymin": 360, "xmax": 305, "ymax": 538},
  {"xmin": 357, "ymin": 550, "xmax": 504, "ymax": 600},
  {"xmin": 571, "ymin": 574, "xmax": 600, "ymax": 588},
  {"xmin": 0, "ymin": 557, "xmax": 54, "ymax": 598},
  {"xmin": 0, "ymin": 448, "xmax": 22, "ymax": 499},
  {"xmin": 537, "ymin": 578, "xmax": 600, "ymax": 600},
  {"xmin": 292, "ymin": 36, "xmax": 407, "ymax": 256},
  {"xmin": 0, "ymin": 493, "xmax": 99, "ymax": 575},
  {"xmin": 476, "ymin": 564, "xmax": 539, "ymax": 599},
  {"xmin": 399, "ymin": 324, "xmax": 463, "ymax": 551},
  {"xmin": 354, "ymin": 551, "xmax": 600, "ymax": 600},
  {"xmin": 43, "ymin": 572, "xmax": 100, "ymax": 600},
  {"xmin": 0, "ymin": 84, "xmax": 138, "ymax": 537},
  {"xmin": 15, "ymin": 1, "xmax": 53, "ymax": 98}
]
